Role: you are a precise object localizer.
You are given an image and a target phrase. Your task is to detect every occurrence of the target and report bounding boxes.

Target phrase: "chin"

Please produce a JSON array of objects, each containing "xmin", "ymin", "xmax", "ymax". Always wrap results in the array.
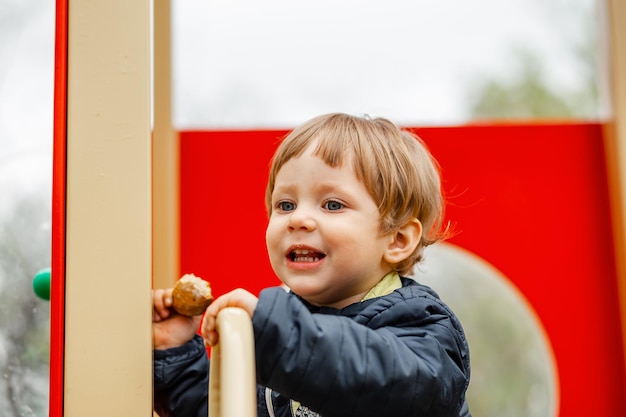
[{"xmin": 284, "ymin": 283, "xmax": 323, "ymax": 301}]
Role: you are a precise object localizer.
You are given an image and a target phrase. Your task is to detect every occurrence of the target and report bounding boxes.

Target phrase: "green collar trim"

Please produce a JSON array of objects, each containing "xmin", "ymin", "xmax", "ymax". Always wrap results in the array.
[{"xmin": 361, "ymin": 271, "xmax": 402, "ymax": 301}]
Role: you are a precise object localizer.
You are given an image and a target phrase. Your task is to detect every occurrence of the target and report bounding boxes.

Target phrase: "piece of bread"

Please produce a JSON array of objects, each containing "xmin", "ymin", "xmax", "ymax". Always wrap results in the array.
[{"xmin": 172, "ymin": 274, "xmax": 214, "ymax": 316}]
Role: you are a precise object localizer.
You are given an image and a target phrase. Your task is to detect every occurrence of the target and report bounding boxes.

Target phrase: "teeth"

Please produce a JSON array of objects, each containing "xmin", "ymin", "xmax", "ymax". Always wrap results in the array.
[
  {"xmin": 293, "ymin": 256, "xmax": 320, "ymax": 262},
  {"xmin": 291, "ymin": 249, "xmax": 321, "ymax": 262}
]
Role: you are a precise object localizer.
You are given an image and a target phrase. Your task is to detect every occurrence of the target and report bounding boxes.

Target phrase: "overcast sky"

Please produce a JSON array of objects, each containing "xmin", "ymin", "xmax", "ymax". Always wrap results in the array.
[{"xmin": 172, "ymin": 0, "xmax": 600, "ymax": 128}]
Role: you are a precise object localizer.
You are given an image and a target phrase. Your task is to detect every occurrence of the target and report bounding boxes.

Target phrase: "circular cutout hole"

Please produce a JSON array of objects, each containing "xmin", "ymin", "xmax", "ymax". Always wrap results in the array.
[{"xmin": 415, "ymin": 243, "xmax": 558, "ymax": 417}]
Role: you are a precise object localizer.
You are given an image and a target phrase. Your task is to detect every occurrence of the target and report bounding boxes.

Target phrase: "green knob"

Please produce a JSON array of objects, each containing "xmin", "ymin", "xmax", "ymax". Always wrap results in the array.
[{"xmin": 33, "ymin": 268, "xmax": 51, "ymax": 301}]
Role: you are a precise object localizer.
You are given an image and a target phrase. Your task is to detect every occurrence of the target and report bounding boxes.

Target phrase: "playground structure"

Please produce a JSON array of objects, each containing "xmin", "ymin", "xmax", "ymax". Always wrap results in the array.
[{"xmin": 50, "ymin": 0, "xmax": 626, "ymax": 416}]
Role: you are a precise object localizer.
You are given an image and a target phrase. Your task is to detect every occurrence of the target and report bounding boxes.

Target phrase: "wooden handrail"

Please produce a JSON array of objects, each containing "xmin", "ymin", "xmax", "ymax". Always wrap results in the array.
[{"xmin": 209, "ymin": 307, "xmax": 257, "ymax": 417}]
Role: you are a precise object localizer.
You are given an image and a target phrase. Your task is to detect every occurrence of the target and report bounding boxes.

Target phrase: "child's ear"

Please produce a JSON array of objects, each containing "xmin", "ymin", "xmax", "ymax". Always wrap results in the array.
[{"xmin": 383, "ymin": 218, "xmax": 422, "ymax": 264}]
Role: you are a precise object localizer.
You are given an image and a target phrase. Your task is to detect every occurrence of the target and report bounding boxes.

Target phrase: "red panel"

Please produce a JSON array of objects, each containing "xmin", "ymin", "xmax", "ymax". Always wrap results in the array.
[
  {"xmin": 180, "ymin": 123, "xmax": 626, "ymax": 416},
  {"xmin": 50, "ymin": 0, "xmax": 68, "ymax": 416},
  {"xmin": 180, "ymin": 130, "xmax": 286, "ymax": 297}
]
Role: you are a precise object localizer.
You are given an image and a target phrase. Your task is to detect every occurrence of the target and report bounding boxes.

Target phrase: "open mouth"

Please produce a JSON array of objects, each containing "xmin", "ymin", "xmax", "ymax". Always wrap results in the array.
[{"xmin": 289, "ymin": 248, "xmax": 326, "ymax": 263}]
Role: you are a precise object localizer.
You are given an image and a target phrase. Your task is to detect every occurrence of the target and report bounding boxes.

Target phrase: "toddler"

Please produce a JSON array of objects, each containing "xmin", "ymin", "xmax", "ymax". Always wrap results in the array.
[{"xmin": 153, "ymin": 113, "xmax": 471, "ymax": 417}]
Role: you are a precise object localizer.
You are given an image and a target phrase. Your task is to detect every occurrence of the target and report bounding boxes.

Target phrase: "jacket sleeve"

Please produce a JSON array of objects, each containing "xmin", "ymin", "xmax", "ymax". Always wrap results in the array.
[
  {"xmin": 153, "ymin": 334, "xmax": 209, "ymax": 417},
  {"xmin": 252, "ymin": 287, "xmax": 470, "ymax": 417}
]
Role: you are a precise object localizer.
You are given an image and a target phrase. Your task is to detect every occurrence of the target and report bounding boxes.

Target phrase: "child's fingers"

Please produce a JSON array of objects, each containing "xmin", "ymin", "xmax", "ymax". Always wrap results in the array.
[
  {"xmin": 201, "ymin": 313, "xmax": 218, "ymax": 346},
  {"xmin": 203, "ymin": 330, "xmax": 218, "ymax": 347},
  {"xmin": 152, "ymin": 288, "xmax": 174, "ymax": 321}
]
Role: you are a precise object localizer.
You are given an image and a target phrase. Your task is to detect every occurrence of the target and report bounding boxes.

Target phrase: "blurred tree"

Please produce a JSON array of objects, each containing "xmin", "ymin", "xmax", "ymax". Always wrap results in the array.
[
  {"xmin": 0, "ymin": 192, "xmax": 51, "ymax": 417},
  {"xmin": 466, "ymin": 1, "xmax": 602, "ymax": 121},
  {"xmin": 467, "ymin": 46, "xmax": 600, "ymax": 120},
  {"xmin": 0, "ymin": 0, "xmax": 54, "ymax": 415}
]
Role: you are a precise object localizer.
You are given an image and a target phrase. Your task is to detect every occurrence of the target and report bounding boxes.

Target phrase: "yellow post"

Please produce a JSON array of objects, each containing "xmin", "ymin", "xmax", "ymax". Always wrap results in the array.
[
  {"xmin": 63, "ymin": 0, "xmax": 152, "ymax": 415},
  {"xmin": 604, "ymin": 0, "xmax": 626, "ymax": 385},
  {"xmin": 153, "ymin": 0, "xmax": 180, "ymax": 289}
]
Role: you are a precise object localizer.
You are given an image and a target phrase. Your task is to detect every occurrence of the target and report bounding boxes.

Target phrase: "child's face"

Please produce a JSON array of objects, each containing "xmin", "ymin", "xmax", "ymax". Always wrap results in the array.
[{"xmin": 266, "ymin": 142, "xmax": 395, "ymax": 309}]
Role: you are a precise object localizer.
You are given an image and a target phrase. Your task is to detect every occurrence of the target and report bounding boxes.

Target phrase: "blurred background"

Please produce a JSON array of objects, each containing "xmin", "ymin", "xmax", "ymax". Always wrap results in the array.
[{"xmin": 0, "ymin": 0, "xmax": 605, "ymax": 415}]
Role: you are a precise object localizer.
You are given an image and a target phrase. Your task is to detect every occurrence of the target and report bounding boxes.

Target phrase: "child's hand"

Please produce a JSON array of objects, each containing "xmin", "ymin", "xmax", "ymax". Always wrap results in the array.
[
  {"xmin": 201, "ymin": 288, "xmax": 258, "ymax": 347},
  {"xmin": 152, "ymin": 288, "xmax": 202, "ymax": 350}
]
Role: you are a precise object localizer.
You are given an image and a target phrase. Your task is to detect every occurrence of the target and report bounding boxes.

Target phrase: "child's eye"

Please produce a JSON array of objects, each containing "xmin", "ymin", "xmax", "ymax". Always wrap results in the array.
[
  {"xmin": 323, "ymin": 200, "xmax": 344, "ymax": 211},
  {"xmin": 277, "ymin": 201, "xmax": 296, "ymax": 212}
]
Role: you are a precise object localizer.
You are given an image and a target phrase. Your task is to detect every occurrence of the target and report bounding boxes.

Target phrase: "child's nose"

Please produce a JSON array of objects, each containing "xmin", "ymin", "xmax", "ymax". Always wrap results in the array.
[{"xmin": 287, "ymin": 207, "xmax": 317, "ymax": 231}]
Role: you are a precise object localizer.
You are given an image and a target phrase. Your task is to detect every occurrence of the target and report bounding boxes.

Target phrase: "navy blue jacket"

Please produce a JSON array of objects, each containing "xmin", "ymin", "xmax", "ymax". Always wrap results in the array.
[{"xmin": 154, "ymin": 278, "xmax": 471, "ymax": 417}]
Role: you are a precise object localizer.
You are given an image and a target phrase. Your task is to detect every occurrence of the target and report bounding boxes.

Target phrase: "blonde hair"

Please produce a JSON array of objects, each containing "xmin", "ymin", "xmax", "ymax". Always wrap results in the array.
[{"xmin": 265, "ymin": 113, "xmax": 448, "ymax": 275}]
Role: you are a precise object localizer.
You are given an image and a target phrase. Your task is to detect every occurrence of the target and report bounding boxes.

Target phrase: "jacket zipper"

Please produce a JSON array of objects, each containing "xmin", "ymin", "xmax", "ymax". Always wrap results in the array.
[{"xmin": 265, "ymin": 387, "xmax": 276, "ymax": 417}]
